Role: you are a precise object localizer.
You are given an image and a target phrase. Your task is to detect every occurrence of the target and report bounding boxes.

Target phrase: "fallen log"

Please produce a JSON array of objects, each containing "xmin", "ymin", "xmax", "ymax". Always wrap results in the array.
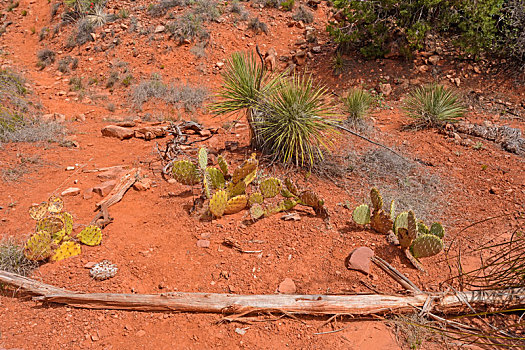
[{"xmin": 1, "ymin": 271, "xmax": 524, "ymax": 316}]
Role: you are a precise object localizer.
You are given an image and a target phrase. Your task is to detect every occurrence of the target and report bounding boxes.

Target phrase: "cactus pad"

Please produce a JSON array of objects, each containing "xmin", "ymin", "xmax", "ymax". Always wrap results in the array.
[
  {"xmin": 77, "ymin": 225, "xmax": 102, "ymax": 246},
  {"xmin": 206, "ymin": 167, "xmax": 225, "ymax": 190},
  {"xmin": 209, "ymin": 190, "xmax": 228, "ymax": 217},
  {"xmin": 282, "ymin": 198, "xmax": 297, "ymax": 211},
  {"xmin": 352, "ymin": 204, "xmax": 371, "ymax": 225},
  {"xmin": 202, "ymin": 172, "xmax": 211, "ymax": 199},
  {"xmin": 61, "ymin": 212, "xmax": 73, "ymax": 235},
  {"xmin": 389, "ymin": 200, "xmax": 395, "ymax": 219},
  {"xmin": 29, "ymin": 202, "xmax": 49, "ymax": 220},
  {"xmin": 37, "ymin": 217, "xmax": 65, "ymax": 243},
  {"xmin": 24, "ymin": 230, "xmax": 54, "ymax": 261},
  {"xmin": 232, "ymin": 156, "xmax": 258, "ymax": 184},
  {"xmin": 280, "ymin": 189, "xmax": 295, "ymax": 198},
  {"xmin": 90, "ymin": 260, "xmax": 118, "ymax": 280},
  {"xmin": 259, "ymin": 178, "xmax": 282, "ymax": 198},
  {"xmin": 172, "ymin": 160, "xmax": 200, "ymax": 185},
  {"xmin": 250, "ymin": 204, "xmax": 264, "ymax": 220},
  {"xmin": 249, "ymin": 192, "xmax": 264, "ymax": 206},
  {"xmin": 370, "ymin": 209, "xmax": 393, "ymax": 234},
  {"xmin": 370, "ymin": 188, "xmax": 383, "ymax": 211},
  {"xmin": 394, "ymin": 211, "xmax": 408, "ymax": 234},
  {"xmin": 198, "ymin": 147, "xmax": 208, "ymax": 170},
  {"xmin": 217, "ymin": 155, "xmax": 229, "ymax": 176},
  {"xmin": 298, "ymin": 191, "xmax": 323, "ymax": 208},
  {"xmin": 224, "ymin": 195, "xmax": 248, "ymax": 214},
  {"xmin": 407, "ymin": 210, "xmax": 417, "ymax": 236},
  {"xmin": 226, "ymin": 180, "xmax": 246, "ymax": 198},
  {"xmin": 429, "ymin": 222, "xmax": 445, "ymax": 238},
  {"xmin": 50, "ymin": 241, "xmax": 81, "ymax": 261},
  {"xmin": 47, "ymin": 195, "xmax": 64, "ymax": 213},
  {"xmin": 243, "ymin": 169, "xmax": 257, "ymax": 186},
  {"xmin": 264, "ymin": 203, "xmax": 284, "ymax": 216},
  {"xmin": 284, "ymin": 178, "xmax": 299, "ymax": 197},
  {"xmin": 417, "ymin": 221, "xmax": 429, "ymax": 235},
  {"xmin": 410, "ymin": 234, "xmax": 444, "ymax": 258}
]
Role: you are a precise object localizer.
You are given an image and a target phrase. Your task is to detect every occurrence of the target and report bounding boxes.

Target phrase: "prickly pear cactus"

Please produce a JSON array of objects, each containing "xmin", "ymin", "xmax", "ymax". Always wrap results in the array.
[
  {"xmin": 61, "ymin": 212, "xmax": 73, "ymax": 236},
  {"xmin": 284, "ymin": 178, "xmax": 299, "ymax": 197},
  {"xmin": 202, "ymin": 171, "xmax": 212, "ymax": 199},
  {"xmin": 243, "ymin": 168, "xmax": 257, "ymax": 186},
  {"xmin": 370, "ymin": 188, "xmax": 383, "ymax": 212},
  {"xmin": 217, "ymin": 155, "xmax": 229, "ymax": 176},
  {"xmin": 298, "ymin": 190, "xmax": 323, "ymax": 209},
  {"xmin": 259, "ymin": 178, "xmax": 282, "ymax": 198},
  {"xmin": 282, "ymin": 198, "xmax": 297, "ymax": 211},
  {"xmin": 250, "ymin": 204, "xmax": 264, "ymax": 220},
  {"xmin": 206, "ymin": 167, "xmax": 225, "ymax": 190},
  {"xmin": 90, "ymin": 260, "xmax": 118, "ymax": 280},
  {"xmin": 389, "ymin": 200, "xmax": 395, "ymax": 219},
  {"xmin": 248, "ymin": 192, "xmax": 264, "ymax": 206},
  {"xmin": 50, "ymin": 241, "xmax": 81, "ymax": 261},
  {"xmin": 398, "ymin": 210, "xmax": 417, "ymax": 249},
  {"xmin": 264, "ymin": 202, "xmax": 284, "ymax": 216},
  {"xmin": 429, "ymin": 222, "xmax": 445, "ymax": 239},
  {"xmin": 232, "ymin": 154, "xmax": 258, "ymax": 184},
  {"xmin": 410, "ymin": 234, "xmax": 444, "ymax": 258},
  {"xmin": 280, "ymin": 189, "xmax": 295, "ymax": 198},
  {"xmin": 209, "ymin": 190, "xmax": 228, "ymax": 217},
  {"xmin": 226, "ymin": 180, "xmax": 246, "ymax": 198},
  {"xmin": 172, "ymin": 160, "xmax": 200, "ymax": 185},
  {"xmin": 417, "ymin": 221, "xmax": 429, "ymax": 235},
  {"xmin": 370, "ymin": 209, "xmax": 393, "ymax": 234},
  {"xmin": 37, "ymin": 217, "xmax": 66, "ymax": 243},
  {"xmin": 29, "ymin": 202, "xmax": 49, "ymax": 221},
  {"xmin": 198, "ymin": 147, "xmax": 208, "ymax": 170},
  {"xmin": 352, "ymin": 204, "xmax": 371, "ymax": 225},
  {"xmin": 24, "ymin": 230, "xmax": 54, "ymax": 261},
  {"xmin": 77, "ymin": 225, "xmax": 102, "ymax": 246},
  {"xmin": 47, "ymin": 195, "xmax": 64, "ymax": 213},
  {"xmin": 394, "ymin": 211, "xmax": 408, "ymax": 235},
  {"xmin": 224, "ymin": 195, "xmax": 248, "ymax": 214}
]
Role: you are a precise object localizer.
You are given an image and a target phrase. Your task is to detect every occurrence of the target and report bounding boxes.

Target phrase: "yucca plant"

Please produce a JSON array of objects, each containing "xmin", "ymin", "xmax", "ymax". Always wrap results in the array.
[
  {"xmin": 256, "ymin": 74, "xmax": 338, "ymax": 167},
  {"xmin": 209, "ymin": 51, "xmax": 281, "ymax": 147},
  {"xmin": 404, "ymin": 84, "xmax": 465, "ymax": 128},
  {"xmin": 342, "ymin": 87, "xmax": 374, "ymax": 121}
]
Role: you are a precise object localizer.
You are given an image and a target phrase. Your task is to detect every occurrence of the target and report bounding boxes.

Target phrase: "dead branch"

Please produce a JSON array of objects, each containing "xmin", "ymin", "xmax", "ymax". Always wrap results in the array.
[{"xmin": 1, "ymin": 271, "xmax": 524, "ymax": 316}]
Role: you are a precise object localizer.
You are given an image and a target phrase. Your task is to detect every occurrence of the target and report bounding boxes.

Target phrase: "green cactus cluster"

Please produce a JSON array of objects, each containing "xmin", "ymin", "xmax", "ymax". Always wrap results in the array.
[
  {"xmin": 24, "ymin": 196, "xmax": 103, "ymax": 262},
  {"xmin": 351, "ymin": 188, "xmax": 445, "ymax": 261},
  {"xmin": 171, "ymin": 148, "xmax": 327, "ymax": 220}
]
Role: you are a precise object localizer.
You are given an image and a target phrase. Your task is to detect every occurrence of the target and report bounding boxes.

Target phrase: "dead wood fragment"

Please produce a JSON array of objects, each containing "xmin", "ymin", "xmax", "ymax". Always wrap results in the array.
[{"xmin": 1, "ymin": 271, "xmax": 524, "ymax": 316}]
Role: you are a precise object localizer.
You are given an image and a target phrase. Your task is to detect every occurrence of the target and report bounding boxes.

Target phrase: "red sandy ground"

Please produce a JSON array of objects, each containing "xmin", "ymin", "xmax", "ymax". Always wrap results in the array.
[{"xmin": 0, "ymin": 0, "xmax": 524, "ymax": 348}]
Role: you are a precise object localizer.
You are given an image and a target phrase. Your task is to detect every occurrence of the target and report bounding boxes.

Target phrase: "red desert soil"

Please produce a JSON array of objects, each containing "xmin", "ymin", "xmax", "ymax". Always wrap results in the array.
[{"xmin": 0, "ymin": 0, "xmax": 524, "ymax": 348}]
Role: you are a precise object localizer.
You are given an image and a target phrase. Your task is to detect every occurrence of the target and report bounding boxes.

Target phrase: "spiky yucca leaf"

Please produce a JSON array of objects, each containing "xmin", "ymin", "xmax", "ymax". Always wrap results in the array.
[
  {"xmin": 257, "ymin": 74, "xmax": 338, "ymax": 167},
  {"xmin": 404, "ymin": 84, "xmax": 465, "ymax": 128},
  {"xmin": 342, "ymin": 87, "xmax": 373, "ymax": 120},
  {"xmin": 210, "ymin": 51, "xmax": 281, "ymax": 116}
]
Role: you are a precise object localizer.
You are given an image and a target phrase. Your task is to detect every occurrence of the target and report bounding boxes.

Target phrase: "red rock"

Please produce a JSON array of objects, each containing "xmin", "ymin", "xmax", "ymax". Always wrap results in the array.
[
  {"xmin": 133, "ymin": 178, "xmax": 152, "ymax": 191},
  {"xmin": 61, "ymin": 187, "xmax": 81, "ymax": 196},
  {"xmin": 84, "ymin": 262, "xmax": 97, "ymax": 269},
  {"xmin": 278, "ymin": 278, "xmax": 296, "ymax": 294},
  {"xmin": 101, "ymin": 125, "xmax": 134, "ymax": 140},
  {"xmin": 346, "ymin": 247, "xmax": 375, "ymax": 275},
  {"xmin": 93, "ymin": 180, "xmax": 116, "ymax": 197},
  {"xmin": 83, "ymin": 188, "xmax": 94, "ymax": 200},
  {"xmin": 116, "ymin": 121, "xmax": 136, "ymax": 128},
  {"xmin": 196, "ymin": 239, "xmax": 210, "ymax": 248},
  {"xmin": 97, "ymin": 167, "xmax": 124, "ymax": 180},
  {"xmin": 198, "ymin": 129, "xmax": 211, "ymax": 137}
]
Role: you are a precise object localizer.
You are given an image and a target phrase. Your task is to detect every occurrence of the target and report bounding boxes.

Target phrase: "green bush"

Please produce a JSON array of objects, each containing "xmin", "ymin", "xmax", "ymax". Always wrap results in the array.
[
  {"xmin": 327, "ymin": 0, "xmax": 524, "ymax": 62},
  {"xmin": 404, "ymin": 84, "xmax": 465, "ymax": 128},
  {"xmin": 342, "ymin": 87, "xmax": 373, "ymax": 121}
]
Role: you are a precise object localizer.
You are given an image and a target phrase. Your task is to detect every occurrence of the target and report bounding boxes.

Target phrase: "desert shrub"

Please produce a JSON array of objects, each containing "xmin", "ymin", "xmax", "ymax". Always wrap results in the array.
[
  {"xmin": 167, "ymin": 13, "xmax": 209, "ymax": 43},
  {"xmin": 248, "ymin": 17, "xmax": 268, "ymax": 34},
  {"xmin": 69, "ymin": 76, "xmax": 83, "ymax": 91},
  {"xmin": 292, "ymin": 5, "xmax": 313, "ymax": 23},
  {"xmin": 121, "ymin": 74, "xmax": 133, "ymax": 87},
  {"xmin": 212, "ymin": 51, "xmax": 338, "ymax": 167},
  {"xmin": 342, "ymin": 88, "xmax": 373, "ymax": 121},
  {"xmin": 39, "ymin": 27, "xmax": 49, "ymax": 41},
  {"xmin": 106, "ymin": 70, "xmax": 119, "ymax": 88},
  {"xmin": 84, "ymin": 5, "xmax": 109, "ymax": 27},
  {"xmin": 0, "ymin": 237, "xmax": 39, "ymax": 275},
  {"xmin": 327, "ymin": 0, "xmax": 525, "ymax": 62},
  {"xmin": 404, "ymin": 84, "xmax": 465, "ymax": 128},
  {"xmin": 131, "ymin": 74, "xmax": 207, "ymax": 111},
  {"xmin": 502, "ymin": 0, "xmax": 525, "ymax": 64},
  {"xmin": 229, "ymin": 1, "xmax": 244, "ymax": 14},
  {"xmin": 257, "ymin": 75, "xmax": 338, "ymax": 167},
  {"xmin": 50, "ymin": 2, "xmax": 61, "ymax": 18},
  {"xmin": 192, "ymin": 0, "xmax": 220, "ymax": 21},
  {"xmin": 36, "ymin": 49, "xmax": 55, "ymax": 68},
  {"xmin": 190, "ymin": 41, "xmax": 207, "ymax": 57},
  {"xmin": 148, "ymin": 0, "xmax": 190, "ymax": 17},
  {"xmin": 64, "ymin": 0, "xmax": 104, "ymax": 15},
  {"xmin": 66, "ymin": 17, "xmax": 94, "ymax": 48}
]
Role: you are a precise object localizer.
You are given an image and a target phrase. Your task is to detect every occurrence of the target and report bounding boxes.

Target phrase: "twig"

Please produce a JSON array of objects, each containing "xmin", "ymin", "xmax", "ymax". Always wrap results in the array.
[
  {"xmin": 371, "ymin": 256, "xmax": 423, "ymax": 294},
  {"xmin": 334, "ymin": 124, "xmax": 404, "ymax": 158}
]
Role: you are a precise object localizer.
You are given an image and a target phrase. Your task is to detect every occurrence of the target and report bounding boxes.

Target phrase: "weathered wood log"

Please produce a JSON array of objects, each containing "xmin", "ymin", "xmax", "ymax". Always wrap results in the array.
[{"xmin": 1, "ymin": 271, "xmax": 524, "ymax": 316}]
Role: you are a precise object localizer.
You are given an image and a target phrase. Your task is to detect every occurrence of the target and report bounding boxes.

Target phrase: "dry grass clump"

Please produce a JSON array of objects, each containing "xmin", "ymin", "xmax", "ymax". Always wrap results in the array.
[{"xmin": 0, "ymin": 236, "xmax": 39, "ymax": 276}]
